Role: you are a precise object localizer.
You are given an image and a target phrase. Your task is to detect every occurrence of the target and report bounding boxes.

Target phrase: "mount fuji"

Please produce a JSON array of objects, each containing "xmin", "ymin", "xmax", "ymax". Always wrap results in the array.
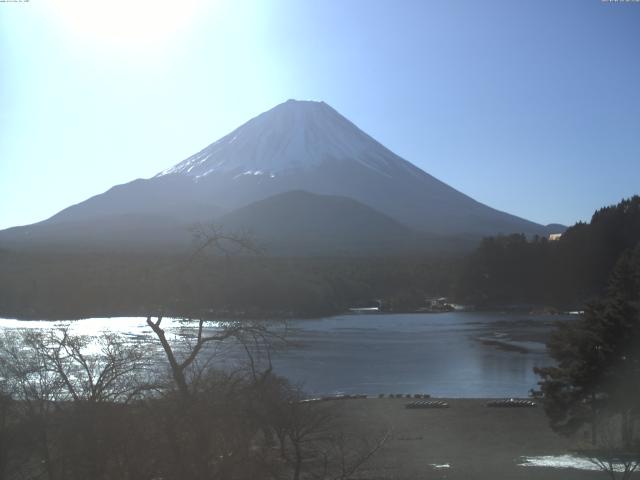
[{"xmin": 0, "ymin": 100, "xmax": 558, "ymax": 254}]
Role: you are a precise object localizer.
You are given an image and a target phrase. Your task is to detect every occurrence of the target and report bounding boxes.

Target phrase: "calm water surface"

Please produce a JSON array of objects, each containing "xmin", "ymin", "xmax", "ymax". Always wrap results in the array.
[{"xmin": 0, "ymin": 312, "xmax": 570, "ymax": 397}]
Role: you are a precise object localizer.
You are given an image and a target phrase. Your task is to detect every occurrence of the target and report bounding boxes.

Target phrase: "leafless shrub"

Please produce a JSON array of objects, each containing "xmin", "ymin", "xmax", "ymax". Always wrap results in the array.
[{"xmin": 578, "ymin": 414, "xmax": 640, "ymax": 480}]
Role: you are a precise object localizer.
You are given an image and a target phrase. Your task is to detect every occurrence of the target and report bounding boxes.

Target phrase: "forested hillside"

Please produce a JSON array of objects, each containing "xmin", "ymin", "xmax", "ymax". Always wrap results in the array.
[
  {"xmin": 1, "ymin": 197, "xmax": 637, "ymax": 319},
  {"xmin": 456, "ymin": 196, "xmax": 640, "ymax": 307},
  {"xmin": 0, "ymin": 251, "xmax": 457, "ymax": 319}
]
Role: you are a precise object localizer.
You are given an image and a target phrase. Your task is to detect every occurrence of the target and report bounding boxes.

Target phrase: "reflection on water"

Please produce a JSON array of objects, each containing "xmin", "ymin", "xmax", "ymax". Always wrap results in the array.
[{"xmin": 0, "ymin": 312, "xmax": 568, "ymax": 398}]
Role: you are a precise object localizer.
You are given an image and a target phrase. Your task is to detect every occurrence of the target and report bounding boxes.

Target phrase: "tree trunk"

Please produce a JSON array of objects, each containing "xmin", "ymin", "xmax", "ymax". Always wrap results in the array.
[
  {"xmin": 293, "ymin": 439, "xmax": 302, "ymax": 480},
  {"xmin": 591, "ymin": 394, "xmax": 598, "ymax": 446}
]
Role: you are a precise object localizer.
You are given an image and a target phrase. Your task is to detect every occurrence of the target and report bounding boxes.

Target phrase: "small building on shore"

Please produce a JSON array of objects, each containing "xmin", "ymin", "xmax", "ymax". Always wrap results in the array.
[{"xmin": 421, "ymin": 297, "xmax": 454, "ymax": 313}]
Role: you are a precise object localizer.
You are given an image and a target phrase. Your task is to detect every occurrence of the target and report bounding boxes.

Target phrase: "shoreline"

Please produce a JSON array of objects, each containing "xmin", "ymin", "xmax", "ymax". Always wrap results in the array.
[
  {"xmin": 0, "ymin": 302, "xmax": 586, "ymax": 323},
  {"xmin": 0, "ymin": 307, "xmax": 579, "ymax": 322}
]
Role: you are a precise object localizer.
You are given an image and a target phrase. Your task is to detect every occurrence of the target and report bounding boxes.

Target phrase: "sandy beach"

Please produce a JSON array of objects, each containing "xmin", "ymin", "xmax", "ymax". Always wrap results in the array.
[{"xmin": 336, "ymin": 398, "xmax": 631, "ymax": 480}]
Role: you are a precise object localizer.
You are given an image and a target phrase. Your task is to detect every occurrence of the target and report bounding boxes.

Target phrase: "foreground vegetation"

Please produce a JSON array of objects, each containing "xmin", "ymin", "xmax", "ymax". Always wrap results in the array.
[{"xmin": 0, "ymin": 320, "xmax": 387, "ymax": 480}]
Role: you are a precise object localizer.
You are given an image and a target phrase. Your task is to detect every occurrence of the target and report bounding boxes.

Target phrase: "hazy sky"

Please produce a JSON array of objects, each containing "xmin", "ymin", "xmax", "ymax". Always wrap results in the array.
[{"xmin": 1, "ymin": 0, "xmax": 639, "ymax": 229}]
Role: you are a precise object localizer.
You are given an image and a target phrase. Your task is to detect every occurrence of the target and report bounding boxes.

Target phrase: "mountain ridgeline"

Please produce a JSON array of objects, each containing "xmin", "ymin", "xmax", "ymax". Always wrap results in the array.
[{"xmin": 0, "ymin": 100, "xmax": 559, "ymax": 255}]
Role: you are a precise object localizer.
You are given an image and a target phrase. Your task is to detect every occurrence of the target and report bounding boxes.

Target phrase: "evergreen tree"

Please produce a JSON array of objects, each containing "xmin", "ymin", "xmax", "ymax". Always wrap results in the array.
[{"xmin": 535, "ymin": 245, "xmax": 640, "ymax": 446}]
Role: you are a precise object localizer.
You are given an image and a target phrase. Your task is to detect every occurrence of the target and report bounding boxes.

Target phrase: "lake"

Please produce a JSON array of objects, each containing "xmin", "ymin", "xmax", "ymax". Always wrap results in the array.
[{"xmin": 0, "ymin": 311, "xmax": 570, "ymax": 398}]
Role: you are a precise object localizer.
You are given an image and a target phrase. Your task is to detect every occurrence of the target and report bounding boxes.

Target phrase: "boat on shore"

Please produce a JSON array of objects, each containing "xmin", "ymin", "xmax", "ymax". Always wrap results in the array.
[
  {"xmin": 348, "ymin": 306, "xmax": 380, "ymax": 313},
  {"xmin": 416, "ymin": 297, "xmax": 455, "ymax": 313}
]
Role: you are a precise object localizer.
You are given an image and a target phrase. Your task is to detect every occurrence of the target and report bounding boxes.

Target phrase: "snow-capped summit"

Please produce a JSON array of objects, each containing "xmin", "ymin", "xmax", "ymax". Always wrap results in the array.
[{"xmin": 156, "ymin": 99, "xmax": 419, "ymax": 180}]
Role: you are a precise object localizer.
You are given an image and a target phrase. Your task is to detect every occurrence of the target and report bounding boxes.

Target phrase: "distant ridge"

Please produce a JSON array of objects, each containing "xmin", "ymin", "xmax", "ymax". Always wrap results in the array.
[{"xmin": 218, "ymin": 190, "xmax": 428, "ymax": 255}]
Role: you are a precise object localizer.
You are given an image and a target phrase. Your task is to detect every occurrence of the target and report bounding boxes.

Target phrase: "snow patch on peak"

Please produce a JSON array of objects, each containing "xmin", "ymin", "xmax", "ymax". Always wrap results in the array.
[
  {"xmin": 231, "ymin": 170, "xmax": 276, "ymax": 180},
  {"xmin": 155, "ymin": 100, "xmax": 420, "ymax": 181}
]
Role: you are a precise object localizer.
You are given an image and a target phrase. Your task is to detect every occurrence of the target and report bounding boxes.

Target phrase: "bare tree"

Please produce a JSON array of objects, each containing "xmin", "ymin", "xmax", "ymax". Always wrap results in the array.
[
  {"xmin": 189, "ymin": 223, "xmax": 261, "ymax": 261},
  {"xmin": 145, "ymin": 316, "xmax": 274, "ymax": 400},
  {"xmin": 259, "ymin": 384, "xmax": 389, "ymax": 480},
  {"xmin": 316, "ymin": 429, "xmax": 390, "ymax": 480},
  {"xmin": 0, "ymin": 330, "xmax": 67, "ymax": 480},
  {"xmin": 139, "ymin": 226, "xmax": 388, "ymax": 480},
  {"xmin": 579, "ymin": 414, "xmax": 640, "ymax": 480},
  {"xmin": 34, "ymin": 329, "xmax": 149, "ymax": 404},
  {"xmin": 0, "ymin": 329, "xmax": 152, "ymax": 480}
]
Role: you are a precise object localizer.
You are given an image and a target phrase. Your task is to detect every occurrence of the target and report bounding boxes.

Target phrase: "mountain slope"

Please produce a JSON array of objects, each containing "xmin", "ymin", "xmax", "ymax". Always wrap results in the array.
[
  {"xmin": 0, "ymin": 99, "xmax": 557, "ymax": 253},
  {"xmin": 0, "ymin": 214, "xmax": 194, "ymax": 252},
  {"xmin": 148, "ymin": 99, "xmax": 549, "ymax": 236}
]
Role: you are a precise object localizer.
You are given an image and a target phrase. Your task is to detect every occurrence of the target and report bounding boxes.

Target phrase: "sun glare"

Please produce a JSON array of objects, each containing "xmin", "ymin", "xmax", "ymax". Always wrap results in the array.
[{"xmin": 48, "ymin": 0, "xmax": 202, "ymax": 51}]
